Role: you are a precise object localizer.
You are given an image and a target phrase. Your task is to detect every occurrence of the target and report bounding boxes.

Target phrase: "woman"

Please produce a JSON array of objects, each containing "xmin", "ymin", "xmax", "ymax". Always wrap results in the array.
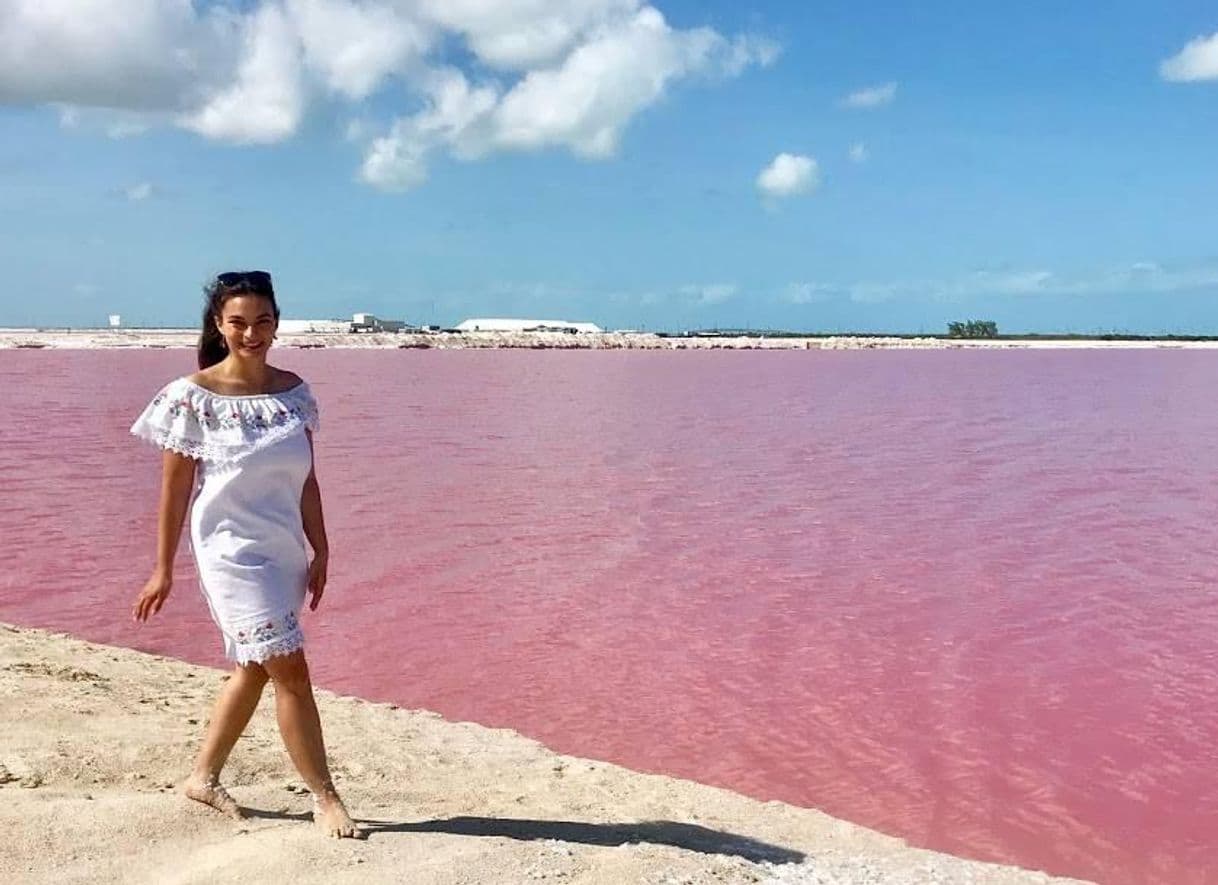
[{"xmin": 130, "ymin": 270, "xmax": 361, "ymax": 838}]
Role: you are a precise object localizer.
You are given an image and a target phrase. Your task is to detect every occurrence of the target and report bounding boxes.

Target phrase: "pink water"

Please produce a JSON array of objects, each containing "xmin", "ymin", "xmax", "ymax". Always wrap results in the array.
[{"xmin": 2, "ymin": 349, "xmax": 1216, "ymax": 883}]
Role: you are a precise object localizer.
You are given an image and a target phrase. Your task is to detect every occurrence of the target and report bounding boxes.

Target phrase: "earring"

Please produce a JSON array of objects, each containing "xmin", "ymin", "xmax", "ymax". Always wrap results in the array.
[{"xmin": 220, "ymin": 338, "xmax": 228, "ymax": 350}]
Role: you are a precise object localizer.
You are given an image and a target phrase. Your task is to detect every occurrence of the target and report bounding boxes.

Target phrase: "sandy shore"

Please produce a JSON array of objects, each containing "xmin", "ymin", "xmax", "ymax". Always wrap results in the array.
[
  {"xmin": 1, "ymin": 328, "xmax": 1215, "ymax": 350},
  {"xmin": 0, "ymin": 624, "xmax": 1088, "ymax": 884}
]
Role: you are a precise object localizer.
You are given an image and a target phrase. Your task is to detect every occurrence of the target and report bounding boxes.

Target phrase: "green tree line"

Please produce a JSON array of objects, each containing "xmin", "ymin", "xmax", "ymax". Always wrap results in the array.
[{"xmin": 947, "ymin": 320, "xmax": 999, "ymax": 338}]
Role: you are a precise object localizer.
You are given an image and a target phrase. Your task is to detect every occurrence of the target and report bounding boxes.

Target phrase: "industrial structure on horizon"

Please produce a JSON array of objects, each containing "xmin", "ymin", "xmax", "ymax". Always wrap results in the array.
[
  {"xmin": 277, "ymin": 313, "xmax": 408, "ymax": 334},
  {"xmin": 455, "ymin": 318, "xmax": 603, "ymax": 334},
  {"xmin": 274, "ymin": 314, "xmax": 604, "ymax": 335}
]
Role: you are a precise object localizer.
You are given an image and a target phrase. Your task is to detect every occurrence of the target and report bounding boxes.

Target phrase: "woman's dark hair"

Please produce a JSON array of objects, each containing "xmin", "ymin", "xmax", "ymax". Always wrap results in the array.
[{"xmin": 198, "ymin": 271, "xmax": 280, "ymax": 369}]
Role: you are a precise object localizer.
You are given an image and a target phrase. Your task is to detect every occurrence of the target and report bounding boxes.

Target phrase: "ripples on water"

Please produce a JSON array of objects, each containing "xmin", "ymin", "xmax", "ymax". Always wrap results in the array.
[{"xmin": 2, "ymin": 348, "xmax": 1216, "ymax": 883}]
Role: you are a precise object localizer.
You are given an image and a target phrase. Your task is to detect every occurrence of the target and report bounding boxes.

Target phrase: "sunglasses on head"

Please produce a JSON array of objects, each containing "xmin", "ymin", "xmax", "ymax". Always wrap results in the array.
[{"xmin": 216, "ymin": 270, "xmax": 273, "ymax": 290}]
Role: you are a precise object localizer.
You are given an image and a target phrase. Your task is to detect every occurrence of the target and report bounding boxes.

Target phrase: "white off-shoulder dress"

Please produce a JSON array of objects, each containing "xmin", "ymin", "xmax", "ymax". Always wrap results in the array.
[{"xmin": 131, "ymin": 377, "xmax": 320, "ymax": 664}]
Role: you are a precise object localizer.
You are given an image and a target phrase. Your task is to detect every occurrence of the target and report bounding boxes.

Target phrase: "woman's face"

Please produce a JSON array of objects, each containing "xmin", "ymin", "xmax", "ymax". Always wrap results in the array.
[{"xmin": 215, "ymin": 295, "xmax": 277, "ymax": 359}]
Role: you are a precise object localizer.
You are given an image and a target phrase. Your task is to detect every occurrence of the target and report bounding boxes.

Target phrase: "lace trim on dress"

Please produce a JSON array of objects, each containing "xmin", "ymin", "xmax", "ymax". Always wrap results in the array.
[
  {"xmin": 226, "ymin": 610, "xmax": 305, "ymax": 665},
  {"xmin": 133, "ymin": 417, "xmax": 312, "ymax": 465},
  {"xmin": 130, "ymin": 378, "xmax": 319, "ymax": 466}
]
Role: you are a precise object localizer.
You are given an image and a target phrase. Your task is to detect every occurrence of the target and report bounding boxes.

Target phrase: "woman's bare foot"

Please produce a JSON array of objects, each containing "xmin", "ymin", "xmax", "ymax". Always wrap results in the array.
[
  {"xmin": 182, "ymin": 773, "xmax": 245, "ymax": 820},
  {"xmin": 312, "ymin": 791, "xmax": 364, "ymax": 839}
]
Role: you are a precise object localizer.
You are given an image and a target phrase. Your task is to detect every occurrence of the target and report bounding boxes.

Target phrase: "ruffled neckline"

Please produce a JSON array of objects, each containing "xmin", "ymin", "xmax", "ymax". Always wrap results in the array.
[
  {"xmin": 130, "ymin": 376, "xmax": 319, "ymax": 466},
  {"xmin": 181, "ymin": 378, "xmax": 308, "ymax": 400}
]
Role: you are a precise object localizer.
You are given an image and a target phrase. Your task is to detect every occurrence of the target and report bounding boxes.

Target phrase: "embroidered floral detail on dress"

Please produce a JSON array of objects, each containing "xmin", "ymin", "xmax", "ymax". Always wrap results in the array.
[
  {"xmin": 230, "ymin": 611, "xmax": 304, "ymax": 664},
  {"xmin": 151, "ymin": 395, "xmax": 199, "ymax": 420},
  {"xmin": 235, "ymin": 611, "xmax": 299, "ymax": 644},
  {"xmin": 146, "ymin": 393, "xmax": 309, "ymax": 431},
  {"xmin": 130, "ymin": 378, "xmax": 319, "ymax": 466}
]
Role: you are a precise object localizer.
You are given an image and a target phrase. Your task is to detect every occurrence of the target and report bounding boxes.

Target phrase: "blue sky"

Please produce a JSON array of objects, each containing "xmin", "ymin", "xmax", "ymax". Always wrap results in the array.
[{"xmin": 1, "ymin": 1, "xmax": 1216, "ymax": 333}]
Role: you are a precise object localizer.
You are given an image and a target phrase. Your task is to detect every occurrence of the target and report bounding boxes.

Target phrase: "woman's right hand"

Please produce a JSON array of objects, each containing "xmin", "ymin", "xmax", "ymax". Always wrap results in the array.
[{"xmin": 133, "ymin": 571, "xmax": 172, "ymax": 622}]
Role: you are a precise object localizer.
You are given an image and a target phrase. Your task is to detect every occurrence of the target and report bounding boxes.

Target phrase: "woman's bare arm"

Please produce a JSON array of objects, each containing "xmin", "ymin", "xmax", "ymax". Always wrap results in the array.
[
  {"xmin": 301, "ymin": 430, "xmax": 329, "ymax": 610},
  {"xmin": 133, "ymin": 449, "xmax": 196, "ymax": 622}
]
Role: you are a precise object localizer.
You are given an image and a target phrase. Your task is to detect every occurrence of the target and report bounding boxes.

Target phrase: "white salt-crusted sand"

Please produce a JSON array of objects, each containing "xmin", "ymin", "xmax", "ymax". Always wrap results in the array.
[
  {"xmin": 1, "ymin": 328, "xmax": 1213, "ymax": 350},
  {"xmin": 0, "ymin": 624, "xmax": 1089, "ymax": 884}
]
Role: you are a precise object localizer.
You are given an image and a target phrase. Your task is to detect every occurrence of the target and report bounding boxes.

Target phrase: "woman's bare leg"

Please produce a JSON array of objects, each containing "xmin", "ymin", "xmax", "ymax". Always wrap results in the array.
[
  {"xmin": 262, "ymin": 650, "xmax": 361, "ymax": 838},
  {"xmin": 183, "ymin": 662, "xmax": 269, "ymax": 819}
]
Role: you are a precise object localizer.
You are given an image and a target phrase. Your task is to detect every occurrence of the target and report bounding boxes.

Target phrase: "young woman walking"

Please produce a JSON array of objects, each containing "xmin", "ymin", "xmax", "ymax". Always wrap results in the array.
[{"xmin": 131, "ymin": 270, "xmax": 361, "ymax": 838}]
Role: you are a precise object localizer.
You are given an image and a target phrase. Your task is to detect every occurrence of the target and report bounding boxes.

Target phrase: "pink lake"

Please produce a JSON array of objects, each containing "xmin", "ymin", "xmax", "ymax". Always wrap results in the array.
[{"xmin": 2, "ymin": 348, "xmax": 1216, "ymax": 883}]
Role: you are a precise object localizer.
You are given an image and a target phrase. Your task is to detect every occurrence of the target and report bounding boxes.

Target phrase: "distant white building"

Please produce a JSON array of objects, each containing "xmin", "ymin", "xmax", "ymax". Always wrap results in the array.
[
  {"xmin": 278, "ymin": 319, "xmax": 349, "ymax": 334},
  {"xmin": 108, "ymin": 314, "xmax": 122, "ymax": 328},
  {"xmin": 456, "ymin": 318, "xmax": 603, "ymax": 334},
  {"xmin": 279, "ymin": 313, "xmax": 408, "ymax": 334},
  {"xmin": 350, "ymin": 313, "xmax": 406, "ymax": 332}
]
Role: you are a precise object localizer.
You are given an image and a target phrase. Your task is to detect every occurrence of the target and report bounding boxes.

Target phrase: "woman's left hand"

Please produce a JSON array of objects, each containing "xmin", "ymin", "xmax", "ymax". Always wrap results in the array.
[{"xmin": 307, "ymin": 552, "xmax": 328, "ymax": 611}]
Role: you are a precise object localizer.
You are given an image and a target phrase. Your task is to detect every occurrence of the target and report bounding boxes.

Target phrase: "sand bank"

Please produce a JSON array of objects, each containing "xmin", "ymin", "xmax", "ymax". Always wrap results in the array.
[
  {"xmin": 1, "ymin": 328, "xmax": 1215, "ymax": 350},
  {"xmin": 0, "ymin": 624, "xmax": 1086, "ymax": 884}
]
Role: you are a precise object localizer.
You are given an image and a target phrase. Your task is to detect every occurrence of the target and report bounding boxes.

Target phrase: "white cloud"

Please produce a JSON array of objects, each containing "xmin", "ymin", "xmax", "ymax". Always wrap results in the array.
[
  {"xmin": 344, "ymin": 117, "xmax": 373, "ymax": 143},
  {"xmin": 125, "ymin": 182, "xmax": 154, "ymax": 202},
  {"xmin": 486, "ymin": 280, "xmax": 575, "ymax": 302},
  {"xmin": 1, "ymin": 0, "xmax": 415, "ymax": 119},
  {"xmin": 358, "ymin": 67, "xmax": 499, "ymax": 190},
  {"xmin": 491, "ymin": 8, "xmax": 716, "ymax": 157},
  {"xmin": 680, "ymin": 283, "xmax": 737, "ymax": 305},
  {"xmin": 0, "ymin": 0, "xmax": 221, "ymax": 111},
  {"xmin": 848, "ymin": 142, "xmax": 868, "ymax": 163},
  {"xmin": 289, "ymin": 0, "xmax": 430, "ymax": 100},
  {"xmin": 57, "ymin": 106, "xmax": 80, "ymax": 129},
  {"xmin": 848, "ymin": 282, "xmax": 902, "ymax": 304},
  {"xmin": 55, "ymin": 104, "xmax": 152, "ymax": 139},
  {"xmin": 1, "ymin": 1, "xmax": 777, "ymax": 187},
  {"xmin": 841, "ymin": 81, "xmax": 897, "ymax": 108},
  {"xmin": 835, "ymin": 262, "xmax": 1218, "ymax": 304},
  {"xmin": 177, "ymin": 4, "xmax": 305, "ymax": 145},
  {"xmin": 1102, "ymin": 261, "xmax": 1218, "ymax": 293},
  {"xmin": 359, "ymin": 130, "xmax": 430, "ymax": 192},
  {"xmin": 719, "ymin": 34, "xmax": 782, "ymax": 76},
  {"xmin": 964, "ymin": 269, "xmax": 1055, "ymax": 295},
  {"xmin": 847, "ymin": 269, "xmax": 1057, "ymax": 303},
  {"xmin": 415, "ymin": 0, "xmax": 640, "ymax": 71},
  {"xmin": 1160, "ymin": 32, "xmax": 1218, "ymax": 82},
  {"xmin": 952, "ymin": 264, "xmax": 1218, "ymax": 297},
  {"xmin": 757, "ymin": 152, "xmax": 819, "ymax": 199},
  {"xmin": 784, "ymin": 283, "xmax": 833, "ymax": 305},
  {"xmin": 360, "ymin": 6, "xmax": 773, "ymax": 188},
  {"xmin": 107, "ymin": 118, "xmax": 150, "ymax": 139}
]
